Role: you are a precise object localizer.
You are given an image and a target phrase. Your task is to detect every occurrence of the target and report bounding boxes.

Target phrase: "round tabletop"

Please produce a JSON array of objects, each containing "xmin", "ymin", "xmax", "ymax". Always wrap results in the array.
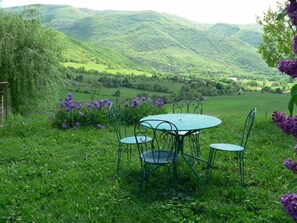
[{"xmin": 140, "ymin": 113, "xmax": 221, "ymax": 131}]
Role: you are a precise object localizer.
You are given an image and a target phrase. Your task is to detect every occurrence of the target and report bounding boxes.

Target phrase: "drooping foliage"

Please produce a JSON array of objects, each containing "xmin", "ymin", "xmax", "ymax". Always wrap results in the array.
[{"xmin": 0, "ymin": 7, "xmax": 62, "ymax": 114}]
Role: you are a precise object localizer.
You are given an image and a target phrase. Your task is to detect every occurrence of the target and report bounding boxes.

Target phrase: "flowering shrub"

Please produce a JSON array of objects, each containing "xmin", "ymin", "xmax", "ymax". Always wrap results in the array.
[
  {"xmin": 274, "ymin": 0, "xmax": 297, "ymax": 221},
  {"xmin": 121, "ymin": 96, "xmax": 166, "ymax": 125},
  {"xmin": 53, "ymin": 93, "xmax": 111, "ymax": 129},
  {"xmin": 52, "ymin": 93, "xmax": 166, "ymax": 129}
]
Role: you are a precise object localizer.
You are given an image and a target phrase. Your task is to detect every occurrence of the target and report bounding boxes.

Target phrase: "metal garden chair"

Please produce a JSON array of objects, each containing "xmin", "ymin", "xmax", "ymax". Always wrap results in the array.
[
  {"xmin": 207, "ymin": 107, "xmax": 256, "ymax": 185},
  {"xmin": 134, "ymin": 119, "xmax": 179, "ymax": 191},
  {"xmin": 172, "ymin": 98, "xmax": 203, "ymax": 157},
  {"xmin": 109, "ymin": 104, "xmax": 152, "ymax": 174}
]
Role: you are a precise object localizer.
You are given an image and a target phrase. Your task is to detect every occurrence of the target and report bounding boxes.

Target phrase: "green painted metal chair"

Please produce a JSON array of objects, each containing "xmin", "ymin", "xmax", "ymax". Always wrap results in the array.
[
  {"xmin": 109, "ymin": 104, "xmax": 152, "ymax": 174},
  {"xmin": 172, "ymin": 98, "xmax": 203, "ymax": 157},
  {"xmin": 207, "ymin": 108, "xmax": 256, "ymax": 185},
  {"xmin": 134, "ymin": 119, "xmax": 179, "ymax": 191}
]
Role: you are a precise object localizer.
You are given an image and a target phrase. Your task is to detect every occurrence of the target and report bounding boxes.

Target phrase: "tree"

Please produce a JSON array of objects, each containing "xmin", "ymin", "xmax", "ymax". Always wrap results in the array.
[
  {"xmin": 257, "ymin": 1, "xmax": 297, "ymax": 68},
  {"xmin": 0, "ymin": 7, "xmax": 62, "ymax": 114}
]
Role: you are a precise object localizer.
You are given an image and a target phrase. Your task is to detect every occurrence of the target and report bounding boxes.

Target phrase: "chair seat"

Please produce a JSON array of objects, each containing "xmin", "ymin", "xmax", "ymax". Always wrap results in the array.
[
  {"xmin": 140, "ymin": 150, "xmax": 178, "ymax": 164},
  {"xmin": 120, "ymin": 136, "xmax": 152, "ymax": 144},
  {"xmin": 210, "ymin": 143, "xmax": 244, "ymax": 152}
]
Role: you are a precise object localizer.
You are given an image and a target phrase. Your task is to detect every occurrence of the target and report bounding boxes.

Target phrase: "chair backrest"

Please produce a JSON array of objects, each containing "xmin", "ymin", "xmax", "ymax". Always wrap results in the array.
[
  {"xmin": 240, "ymin": 108, "xmax": 256, "ymax": 149},
  {"xmin": 109, "ymin": 103, "xmax": 131, "ymax": 141},
  {"xmin": 134, "ymin": 119, "xmax": 178, "ymax": 163},
  {"xmin": 172, "ymin": 98, "xmax": 203, "ymax": 114}
]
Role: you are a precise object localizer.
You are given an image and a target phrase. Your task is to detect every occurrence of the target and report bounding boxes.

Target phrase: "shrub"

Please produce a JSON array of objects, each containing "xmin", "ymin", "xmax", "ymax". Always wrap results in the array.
[
  {"xmin": 120, "ymin": 96, "xmax": 167, "ymax": 125},
  {"xmin": 52, "ymin": 93, "xmax": 166, "ymax": 129},
  {"xmin": 52, "ymin": 93, "xmax": 111, "ymax": 129}
]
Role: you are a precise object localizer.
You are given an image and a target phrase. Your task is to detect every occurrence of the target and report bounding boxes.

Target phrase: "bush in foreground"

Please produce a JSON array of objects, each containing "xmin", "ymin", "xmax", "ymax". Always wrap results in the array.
[{"xmin": 51, "ymin": 93, "xmax": 166, "ymax": 129}]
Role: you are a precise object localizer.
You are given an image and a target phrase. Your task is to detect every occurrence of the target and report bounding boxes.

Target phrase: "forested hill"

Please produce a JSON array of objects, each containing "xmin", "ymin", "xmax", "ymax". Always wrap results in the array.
[{"xmin": 7, "ymin": 4, "xmax": 278, "ymax": 77}]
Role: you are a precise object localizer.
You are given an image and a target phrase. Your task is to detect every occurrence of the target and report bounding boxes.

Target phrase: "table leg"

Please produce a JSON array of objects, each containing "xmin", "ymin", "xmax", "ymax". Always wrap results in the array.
[{"xmin": 177, "ymin": 135, "xmax": 209, "ymax": 184}]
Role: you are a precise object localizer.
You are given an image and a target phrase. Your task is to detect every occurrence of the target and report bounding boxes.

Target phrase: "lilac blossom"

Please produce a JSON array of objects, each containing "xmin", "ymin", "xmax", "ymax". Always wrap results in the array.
[
  {"xmin": 272, "ymin": 111, "xmax": 297, "ymax": 138},
  {"xmin": 284, "ymin": 158, "xmax": 297, "ymax": 173},
  {"xmin": 286, "ymin": 0, "xmax": 297, "ymax": 26},
  {"xmin": 281, "ymin": 193, "xmax": 297, "ymax": 221},
  {"xmin": 278, "ymin": 59, "xmax": 297, "ymax": 78},
  {"xmin": 277, "ymin": 2, "xmax": 297, "ymax": 222},
  {"xmin": 97, "ymin": 124, "xmax": 103, "ymax": 129}
]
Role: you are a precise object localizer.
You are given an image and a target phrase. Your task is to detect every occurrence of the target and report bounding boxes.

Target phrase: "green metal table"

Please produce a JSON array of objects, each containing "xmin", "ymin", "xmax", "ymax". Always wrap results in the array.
[{"xmin": 140, "ymin": 113, "xmax": 222, "ymax": 183}]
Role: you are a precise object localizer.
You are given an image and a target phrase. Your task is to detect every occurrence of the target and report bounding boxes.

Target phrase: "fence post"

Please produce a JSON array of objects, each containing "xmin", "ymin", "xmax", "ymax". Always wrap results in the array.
[{"xmin": 0, "ymin": 82, "xmax": 9, "ymax": 122}]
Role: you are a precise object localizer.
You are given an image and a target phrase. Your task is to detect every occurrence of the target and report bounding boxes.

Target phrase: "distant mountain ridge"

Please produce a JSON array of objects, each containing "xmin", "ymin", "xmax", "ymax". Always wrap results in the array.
[{"xmin": 6, "ymin": 4, "xmax": 277, "ymax": 77}]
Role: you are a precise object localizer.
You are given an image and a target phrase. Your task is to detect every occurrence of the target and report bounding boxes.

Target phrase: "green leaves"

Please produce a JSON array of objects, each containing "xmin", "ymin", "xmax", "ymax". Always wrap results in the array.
[
  {"xmin": 257, "ymin": 2, "xmax": 296, "ymax": 68},
  {"xmin": 276, "ymin": 9, "xmax": 287, "ymax": 21},
  {"xmin": 0, "ymin": 8, "xmax": 62, "ymax": 115},
  {"xmin": 288, "ymin": 84, "xmax": 297, "ymax": 115}
]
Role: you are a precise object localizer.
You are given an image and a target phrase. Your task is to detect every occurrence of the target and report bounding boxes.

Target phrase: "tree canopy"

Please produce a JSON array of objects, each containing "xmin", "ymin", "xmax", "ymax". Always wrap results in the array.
[
  {"xmin": 257, "ymin": 1, "xmax": 297, "ymax": 68},
  {"xmin": 0, "ymin": 7, "xmax": 62, "ymax": 114}
]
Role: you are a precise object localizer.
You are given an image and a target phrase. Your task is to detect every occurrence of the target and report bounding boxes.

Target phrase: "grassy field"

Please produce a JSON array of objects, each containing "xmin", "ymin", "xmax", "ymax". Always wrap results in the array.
[
  {"xmin": 63, "ymin": 62, "xmax": 151, "ymax": 76},
  {"xmin": 0, "ymin": 92, "xmax": 296, "ymax": 222},
  {"xmin": 202, "ymin": 92, "xmax": 291, "ymax": 115}
]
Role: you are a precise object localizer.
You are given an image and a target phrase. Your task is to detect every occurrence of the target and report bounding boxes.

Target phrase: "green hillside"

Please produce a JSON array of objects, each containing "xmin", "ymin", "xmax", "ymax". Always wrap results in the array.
[
  {"xmin": 58, "ymin": 33, "xmax": 136, "ymax": 68},
  {"xmin": 6, "ymin": 5, "xmax": 278, "ymax": 78}
]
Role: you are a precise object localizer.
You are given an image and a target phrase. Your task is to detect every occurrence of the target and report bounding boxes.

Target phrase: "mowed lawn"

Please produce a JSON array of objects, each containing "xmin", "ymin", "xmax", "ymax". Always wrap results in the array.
[{"xmin": 0, "ymin": 92, "xmax": 296, "ymax": 222}]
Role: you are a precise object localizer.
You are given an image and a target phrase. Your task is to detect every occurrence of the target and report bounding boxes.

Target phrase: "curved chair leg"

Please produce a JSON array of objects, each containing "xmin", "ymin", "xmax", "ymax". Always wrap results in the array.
[
  {"xmin": 207, "ymin": 148, "xmax": 217, "ymax": 181},
  {"xmin": 117, "ymin": 144, "xmax": 133, "ymax": 174},
  {"xmin": 137, "ymin": 162, "xmax": 146, "ymax": 194},
  {"xmin": 239, "ymin": 151, "xmax": 245, "ymax": 186},
  {"xmin": 172, "ymin": 162, "xmax": 178, "ymax": 193},
  {"xmin": 117, "ymin": 144, "xmax": 122, "ymax": 174}
]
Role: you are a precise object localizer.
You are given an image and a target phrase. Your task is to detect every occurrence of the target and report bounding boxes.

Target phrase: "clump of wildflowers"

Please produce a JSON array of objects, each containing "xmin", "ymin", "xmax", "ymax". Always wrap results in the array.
[
  {"xmin": 53, "ymin": 93, "xmax": 166, "ymax": 129},
  {"xmin": 53, "ymin": 93, "xmax": 110, "ymax": 129},
  {"xmin": 121, "ymin": 96, "xmax": 166, "ymax": 125}
]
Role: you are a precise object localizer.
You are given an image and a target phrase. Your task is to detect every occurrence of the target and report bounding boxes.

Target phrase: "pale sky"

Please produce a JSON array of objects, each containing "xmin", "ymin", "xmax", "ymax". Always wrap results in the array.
[{"xmin": 0, "ymin": 0, "xmax": 280, "ymax": 24}]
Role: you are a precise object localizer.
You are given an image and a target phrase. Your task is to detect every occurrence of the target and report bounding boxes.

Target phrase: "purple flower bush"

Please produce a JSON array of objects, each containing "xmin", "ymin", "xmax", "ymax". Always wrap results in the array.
[
  {"xmin": 53, "ymin": 92, "xmax": 111, "ymax": 129},
  {"xmin": 53, "ymin": 93, "xmax": 166, "ymax": 129},
  {"xmin": 274, "ymin": 0, "xmax": 297, "ymax": 221},
  {"xmin": 121, "ymin": 96, "xmax": 166, "ymax": 125}
]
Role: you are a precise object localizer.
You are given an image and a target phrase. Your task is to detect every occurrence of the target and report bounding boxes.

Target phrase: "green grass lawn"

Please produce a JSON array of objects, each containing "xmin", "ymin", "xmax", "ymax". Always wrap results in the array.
[
  {"xmin": 202, "ymin": 91, "xmax": 291, "ymax": 115},
  {"xmin": 0, "ymin": 93, "xmax": 296, "ymax": 222}
]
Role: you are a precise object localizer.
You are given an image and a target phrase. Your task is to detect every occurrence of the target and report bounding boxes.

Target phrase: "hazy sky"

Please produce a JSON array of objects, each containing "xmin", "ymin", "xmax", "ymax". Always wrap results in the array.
[{"xmin": 0, "ymin": 0, "xmax": 279, "ymax": 24}]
